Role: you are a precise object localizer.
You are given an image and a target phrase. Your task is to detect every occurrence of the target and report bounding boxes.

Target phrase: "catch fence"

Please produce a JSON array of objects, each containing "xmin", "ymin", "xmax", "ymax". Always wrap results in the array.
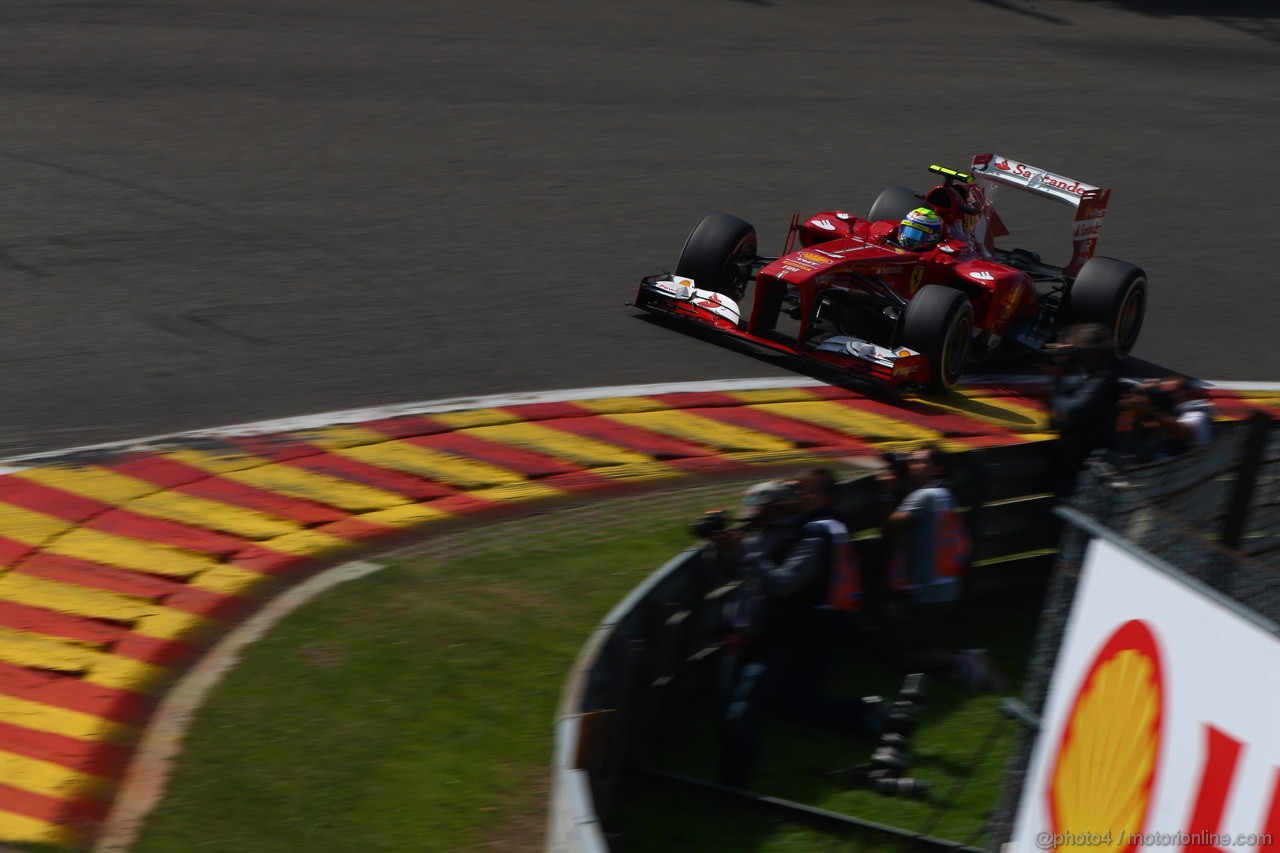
[{"xmin": 986, "ymin": 411, "xmax": 1280, "ymax": 849}]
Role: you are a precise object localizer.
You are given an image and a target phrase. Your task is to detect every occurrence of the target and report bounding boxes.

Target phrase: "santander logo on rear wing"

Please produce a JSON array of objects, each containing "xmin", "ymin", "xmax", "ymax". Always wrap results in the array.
[
  {"xmin": 969, "ymin": 153, "xmax": 1111, "ymax": 275},
  {"xmin": 970, "ymin": 153, "xmax": 1104, "ymax": 207}
]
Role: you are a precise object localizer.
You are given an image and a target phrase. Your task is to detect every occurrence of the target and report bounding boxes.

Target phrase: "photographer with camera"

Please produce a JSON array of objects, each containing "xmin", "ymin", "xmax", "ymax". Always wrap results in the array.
[
  {"xmin": 864, "ymin": 451, "xmax": 912, "ymax": 618},
  {"xmin": 711, "ymin": 472, "xmax": 877, "ymax": 788},
  {"xmin": 880, "ymin": 444, "xmax": 999, "ymax": 692},
  {"xmin": 1044, "ymin": 322, "xmax": 1124, "ymax": 499},
  {"xmin": 1118, "ymin": 375, "xmax": 1216, "ymax": 463}
]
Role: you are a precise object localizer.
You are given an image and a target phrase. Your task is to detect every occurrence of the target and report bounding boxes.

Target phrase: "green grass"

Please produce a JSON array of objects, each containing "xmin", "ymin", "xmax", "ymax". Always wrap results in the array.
[
  {"xmin": 10, "ymin": 480, "xmax": 1044, "ymax": 852},
  {"xmin": 127, "ymin": 484, "xmax": 759, "ymax": 853}
]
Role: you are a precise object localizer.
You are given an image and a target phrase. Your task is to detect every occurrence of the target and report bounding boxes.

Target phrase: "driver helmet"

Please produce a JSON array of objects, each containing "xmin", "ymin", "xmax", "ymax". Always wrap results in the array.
[{"xmin": 897, "ymin": 207, "xmax": 943, "ymax": 251}]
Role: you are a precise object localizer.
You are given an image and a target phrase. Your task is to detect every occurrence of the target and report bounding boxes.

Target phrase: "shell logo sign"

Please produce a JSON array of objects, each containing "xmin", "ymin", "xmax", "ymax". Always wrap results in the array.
[
  {"xmin": 1045, "ymin": 620, "xmax": 1163, "ymax": 851},
  {"xmin": 1009, "ymin": 538, "xmax": 1280, "ymax": 853}
]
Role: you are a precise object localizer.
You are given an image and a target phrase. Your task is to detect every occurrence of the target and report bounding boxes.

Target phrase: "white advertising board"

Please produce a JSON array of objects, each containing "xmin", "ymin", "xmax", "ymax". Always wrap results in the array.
[{"xmin": 1008, "ymin": 536, "xmax": 1280, "ymax": 852}]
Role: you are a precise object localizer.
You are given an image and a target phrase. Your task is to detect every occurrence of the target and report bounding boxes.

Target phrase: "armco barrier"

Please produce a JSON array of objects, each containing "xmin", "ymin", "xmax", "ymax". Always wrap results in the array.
[
  {"xmin": 548, "ymin": 440, "xmax": 1061, "ymax": 851},
  {"xmin": 548, "ymin": 547, "xmax": 707, "ymax": 852}
]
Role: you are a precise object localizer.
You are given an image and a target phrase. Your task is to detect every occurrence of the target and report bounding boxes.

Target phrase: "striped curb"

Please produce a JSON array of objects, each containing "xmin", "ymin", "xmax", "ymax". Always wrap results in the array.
[{"xmin": 0, "ymin": 380, "xmax": 1276, "ymax": 846}]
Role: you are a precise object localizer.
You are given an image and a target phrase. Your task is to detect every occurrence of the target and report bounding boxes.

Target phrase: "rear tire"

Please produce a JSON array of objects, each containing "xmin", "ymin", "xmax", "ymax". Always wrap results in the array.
[
  {"xmin": 1066, "ymin": 257, "xmax": 1147, "ymax": 357},
  {"xmin": 675, "ymin": 213, "xmax": 757, "ymax": 301},
  {"xmin": 900, "ymin": 285, "xmax": 974, "ymax": 393},
  {"xmin": 868, "ymin": 186, "xmax": 922, "ymax": 224}
]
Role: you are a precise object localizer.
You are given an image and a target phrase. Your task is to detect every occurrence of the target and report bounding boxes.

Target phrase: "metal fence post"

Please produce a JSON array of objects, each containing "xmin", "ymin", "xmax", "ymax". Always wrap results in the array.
[{"xmin": 1221, "ymin": 410, "xmax": 1274, "ymax": 550}]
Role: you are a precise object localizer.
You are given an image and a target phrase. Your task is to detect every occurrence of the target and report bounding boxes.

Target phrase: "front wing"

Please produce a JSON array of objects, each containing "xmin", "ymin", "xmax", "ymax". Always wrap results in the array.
[{"xmin": 632, "ymin": 274, "xmax": 930, "ymax": 390}]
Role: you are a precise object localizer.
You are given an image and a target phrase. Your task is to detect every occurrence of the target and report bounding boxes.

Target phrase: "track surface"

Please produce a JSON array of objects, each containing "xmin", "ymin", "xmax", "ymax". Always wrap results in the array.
[{"xmin": 1, "ymin": 1, "xmax": 1278, "ymax": 458}]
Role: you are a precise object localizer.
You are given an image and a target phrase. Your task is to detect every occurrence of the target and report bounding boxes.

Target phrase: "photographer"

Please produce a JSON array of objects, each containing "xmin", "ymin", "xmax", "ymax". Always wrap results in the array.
[
  {"xmin": 1044, "ymin": 323, "xmax": 1123, "ymax": 498},
  {"xmin": 711, "ymin": 475, "xmax": 875, "ymax": 788},
  {"xmin": 880, "ymin": 444, "xmax": 998, "ymax": 692},
  {"xmin": 1119, "ymin": 376, "xmax": 1215, "ymax": 463},
  {"xmin": 867, "ymin": 451, "xmax": 912, "ymax": 609}
]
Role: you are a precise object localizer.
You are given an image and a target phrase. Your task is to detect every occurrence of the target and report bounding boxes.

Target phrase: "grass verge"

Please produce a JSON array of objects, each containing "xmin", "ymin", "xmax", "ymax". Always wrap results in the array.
[{"xmin": 126, "ymin": 482, "xmax": 763, "ymax": 853}]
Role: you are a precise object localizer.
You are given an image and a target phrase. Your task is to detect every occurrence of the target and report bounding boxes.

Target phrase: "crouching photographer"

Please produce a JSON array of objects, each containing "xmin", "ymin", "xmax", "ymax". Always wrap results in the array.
[
  {"xmin": 711, "ymin": 474, "xmax": 877, "ymax": 789},
  {"xmin": 1118, "ymin": 376, "xmax": 1216, "ymax": 463}
]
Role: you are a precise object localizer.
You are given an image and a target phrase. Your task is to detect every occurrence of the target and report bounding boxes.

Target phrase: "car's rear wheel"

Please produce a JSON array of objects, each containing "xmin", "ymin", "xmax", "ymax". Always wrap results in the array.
[
  {"xmin": 1066, "ymin": 257, "xmax": 1147, "ymax": 357},
  {"xmin": 868, "ymin": 186, "xmax": 922, "ymax": 224},
  {"xmin": 675, "ymin": 213, "xmax": 757, "ymax": 301},
  {"xmin": 900, "ymin": 285, "xmax": 974, "ymax": 393}
]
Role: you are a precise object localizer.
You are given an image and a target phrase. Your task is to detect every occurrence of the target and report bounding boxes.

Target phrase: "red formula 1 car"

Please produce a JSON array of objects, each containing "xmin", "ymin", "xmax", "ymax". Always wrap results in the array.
[{"xmin": 631, "ymin": 154, "xmax": 1147, "ymax": 393}]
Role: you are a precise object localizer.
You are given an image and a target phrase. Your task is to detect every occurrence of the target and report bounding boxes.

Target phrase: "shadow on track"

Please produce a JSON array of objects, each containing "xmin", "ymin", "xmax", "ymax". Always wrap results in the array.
[
  {"xmin": 971, "ymin": 0, "xmax": 1280, "ymax": 45},
  {"xmin": 631, "ymin": 312, "xmax": 1183, "ymax": 406}
]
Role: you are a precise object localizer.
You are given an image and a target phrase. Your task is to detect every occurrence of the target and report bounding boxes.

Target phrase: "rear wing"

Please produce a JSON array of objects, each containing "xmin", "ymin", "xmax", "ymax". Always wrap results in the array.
[{"xmin": 968, "ymin": 153, "xmax": 1110, "ymax": 275}]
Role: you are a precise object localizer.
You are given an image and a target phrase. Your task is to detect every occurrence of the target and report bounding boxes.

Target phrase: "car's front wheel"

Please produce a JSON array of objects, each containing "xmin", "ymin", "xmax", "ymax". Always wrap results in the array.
[
  {"xmin": 900, "ymin": 285, "xmax": 974, "ymax": 393},
  {"xmin": 675, "ymin": 213, "xmax": 757, "ymax": 302}
]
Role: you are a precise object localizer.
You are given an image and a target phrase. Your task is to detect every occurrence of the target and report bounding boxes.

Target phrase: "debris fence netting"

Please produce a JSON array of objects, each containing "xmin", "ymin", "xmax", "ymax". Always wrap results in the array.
[{"xmin": 986, "ymin": 414, "xmax": 1280, "ymax": 850}]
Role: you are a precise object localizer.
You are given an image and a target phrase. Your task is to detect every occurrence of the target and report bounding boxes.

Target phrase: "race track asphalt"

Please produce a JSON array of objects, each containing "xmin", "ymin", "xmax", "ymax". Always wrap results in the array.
[
  {"xmin": 1, "ymin": 3, "xmax": 1279, "ymax": 845},
  {"xmin": 1, "ymin": 1, "xmax": 1278, "ymax": 458}
]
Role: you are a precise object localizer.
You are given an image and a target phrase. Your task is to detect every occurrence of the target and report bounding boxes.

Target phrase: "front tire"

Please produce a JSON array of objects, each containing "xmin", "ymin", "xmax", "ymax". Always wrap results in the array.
[
  {"xmin": 900, "ymin": 285, "xmax": 974, "ymax": 393},
  {"xmin": 675, "ymin": 213, "xmax": 757, "ymax": 301},
  {"xmin": 1066, "ymin": 257, "xmax": 1147, "ymax": 357},
  {"xmin": 868, "ymin": 186, "xmax": 922, "ymax": 224}
]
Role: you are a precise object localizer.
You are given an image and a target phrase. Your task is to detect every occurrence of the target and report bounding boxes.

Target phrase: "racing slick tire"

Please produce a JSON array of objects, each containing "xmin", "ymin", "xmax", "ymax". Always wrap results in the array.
[
  {"xmin": 1066, "ymin": 257, "xmax": 1147, "ymax": 357},
  {"xmin": 900, "ymin": 285, "xmax": 974, "ymax": 393},
  {"xmin": 868, "ymin": 186, "xmax": 922, "ymax": 224},
  {"xmin": 675, "ymin": 213, "xmax": 757, "ymax": 302}
]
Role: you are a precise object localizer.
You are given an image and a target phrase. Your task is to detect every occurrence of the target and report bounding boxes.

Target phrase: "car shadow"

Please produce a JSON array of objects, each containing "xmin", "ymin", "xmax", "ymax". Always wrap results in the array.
[
  {"xmin": 633, "ymin": 312, "xmax": 1185, "ymax": 421},
  {"xmin": 634, "ymin": 311, "xmax": 899, "ymax": 393}
]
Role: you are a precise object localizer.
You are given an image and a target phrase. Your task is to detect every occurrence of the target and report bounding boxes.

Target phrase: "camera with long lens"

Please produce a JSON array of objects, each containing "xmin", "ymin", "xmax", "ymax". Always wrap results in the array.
[
  {"xmin": 832, "ymin": 674, "xmax": 931, "ymax": 800},
  {"xmin": 879, "ymin": 698, "xmax": 920, "ymax": 737},
  {"xmin": 867, "ymin": 771, "xmax": 930, "ymax": 796},
  {"xmin": 691, "ymin": 509, "xmax": 731, "ymax": 539},
  {"xmin": 880, "ymin": 450, "xmax": 910, "ymax": 484},
  {"xmin": 899, "ymin": 672, "xmax": 926, "ymax": 702},
  {"xmin": 1039, "ymin": 342, "xmax": 1078, "ymax": 366},
  {"xmin": 1136, "ymin": 382, "xmax": 1175, "ymax": 413}
]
